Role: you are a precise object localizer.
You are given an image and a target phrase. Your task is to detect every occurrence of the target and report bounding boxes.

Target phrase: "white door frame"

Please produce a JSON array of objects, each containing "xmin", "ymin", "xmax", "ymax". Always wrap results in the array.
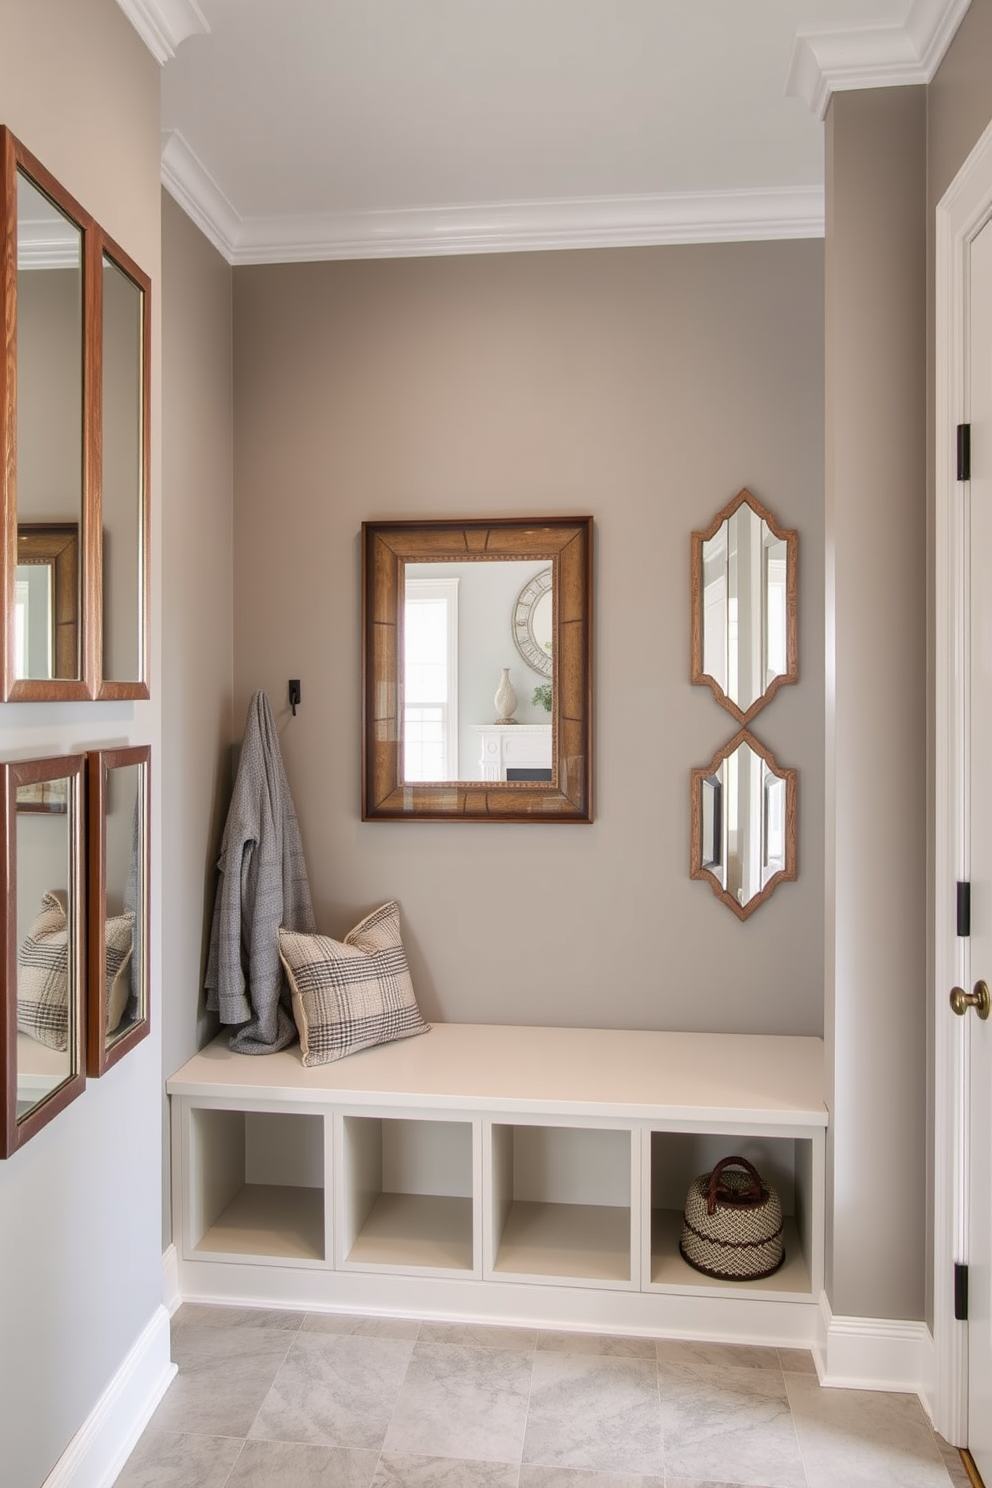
[{"xmin": 933, "ymin": 115, "xmax": 992, "ymax": 1445}]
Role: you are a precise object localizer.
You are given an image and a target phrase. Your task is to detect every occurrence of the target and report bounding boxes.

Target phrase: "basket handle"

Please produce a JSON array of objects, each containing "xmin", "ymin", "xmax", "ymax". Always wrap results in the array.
[{"xmin": 706, "ymin": 1155, "xmax": 768, "ymax": 1215}]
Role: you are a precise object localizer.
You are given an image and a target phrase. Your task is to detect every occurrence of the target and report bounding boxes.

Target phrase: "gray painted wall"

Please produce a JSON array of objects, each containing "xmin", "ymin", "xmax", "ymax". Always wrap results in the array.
[
  {"xmin": 160, "ymin": 191, "xmax": 235, "ymax": 1249},
  {"xmin": 0, "ymin": 3, "xmax": 163, "ymax": 1484},
  {"xmin": 230, "ymin": 243, "xmax": 826, "ymax": 1036}
]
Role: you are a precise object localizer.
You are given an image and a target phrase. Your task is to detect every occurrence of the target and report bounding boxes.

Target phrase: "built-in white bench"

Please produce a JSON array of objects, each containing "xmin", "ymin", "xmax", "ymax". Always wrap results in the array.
[{"xmin": 167, "ymin": 1023, "xmax": 827, "ymax": 1346}]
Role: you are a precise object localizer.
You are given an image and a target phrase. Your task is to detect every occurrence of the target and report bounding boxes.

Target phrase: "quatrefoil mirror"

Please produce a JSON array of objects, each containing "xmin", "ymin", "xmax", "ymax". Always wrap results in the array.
[
  {"xmin": 690, "ymin": 730, "xmax": 796, "ymax": 920},
  {"xmin": 691, "ymin": 489, "xmax": 797, "ymax": 724}
]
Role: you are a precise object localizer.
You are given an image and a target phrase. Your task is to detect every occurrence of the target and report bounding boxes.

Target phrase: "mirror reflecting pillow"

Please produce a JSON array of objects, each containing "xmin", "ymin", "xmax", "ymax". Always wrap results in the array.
[
  {"xmin": 105, "ymin": 911, "xmax": 135, "ymax": 1035},
  {"xmin": 278, "ymin": 901, "xmax": 430, "ymax": 1066},
  {"xmin": 16, "ymin": 890, "xmax": 69, "ymax": 1050}
]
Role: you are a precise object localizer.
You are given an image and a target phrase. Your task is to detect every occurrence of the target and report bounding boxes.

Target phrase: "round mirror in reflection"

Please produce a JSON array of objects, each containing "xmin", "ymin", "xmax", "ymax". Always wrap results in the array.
[
  {"xmin": 691, "ymin": 489, "xmax": 797, "ymax": 724},
  {"xmin": 691, "ymin": 730, "xmax": 796, "ymax": 920},
  {"xmin": 512, "ymin": 566, "xmax": 553, "ymax": 678}
]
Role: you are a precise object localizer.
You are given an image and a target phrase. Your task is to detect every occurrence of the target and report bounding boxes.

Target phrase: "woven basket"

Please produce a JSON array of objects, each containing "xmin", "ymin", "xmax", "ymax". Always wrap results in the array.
[{"xmin": 679, "ymin": 1155, "xmax": 785, "ymax": 1282}]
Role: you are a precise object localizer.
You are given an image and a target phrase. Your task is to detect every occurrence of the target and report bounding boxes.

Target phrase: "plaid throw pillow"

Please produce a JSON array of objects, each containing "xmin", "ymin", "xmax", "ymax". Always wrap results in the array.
[
  {"xmin": 17, "ymin": 890, "xmax": 70, "ymax": 1051},
  {"xmin": 105, "ymin": 912, "xmax": 135, "ymax": 1035},
  {"xmin": 278, "ymin": 901, "xmax": 430, "ymax": 1066}
]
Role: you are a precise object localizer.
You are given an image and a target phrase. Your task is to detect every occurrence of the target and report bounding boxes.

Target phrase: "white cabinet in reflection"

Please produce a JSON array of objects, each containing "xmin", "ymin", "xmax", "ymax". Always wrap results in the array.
[{"xmin": 472, "ymin": 724, "xmax": 552, "ymax": 782}]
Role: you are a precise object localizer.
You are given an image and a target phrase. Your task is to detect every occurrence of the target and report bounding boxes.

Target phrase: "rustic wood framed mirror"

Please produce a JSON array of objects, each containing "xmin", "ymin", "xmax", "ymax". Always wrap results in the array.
[
  {"xmin": 0, "ymin": 754, "xmax": 85, "ymax": 1157},
  {"xmin": 363, "ymin": 517, "xmax": 593, "ymax": 822},
  {"xmin": 87, "ymin": 745, "xmax": 150, "ymax": 1075},
  {"xmin": 0, "ymin": 126, "xmax": 151, "ymax": 700}
]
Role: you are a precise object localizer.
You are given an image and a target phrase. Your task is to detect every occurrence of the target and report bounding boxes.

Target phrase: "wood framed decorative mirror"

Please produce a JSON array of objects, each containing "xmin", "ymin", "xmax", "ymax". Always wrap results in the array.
[
  {"xmin": 691, "ymin": 488, "xmax": 797, "ymax": 725},
  {"xmin": 690, "ymin": 730, "xmax": 796, "ymax": 920},
  {"xmin": 0, "ymin": 126, "xmax": 150, "ymax": 701},
  {"xmin": 363, "ymin": 517, "xmax": 593, "ymax": 822},
  {"xmin": 87, "ymin": 745, "xmax": 150, "ymax": 1075},
  {"xmin": 0, "ymin": 753, "xmax": 85, "ymax": 1157}
]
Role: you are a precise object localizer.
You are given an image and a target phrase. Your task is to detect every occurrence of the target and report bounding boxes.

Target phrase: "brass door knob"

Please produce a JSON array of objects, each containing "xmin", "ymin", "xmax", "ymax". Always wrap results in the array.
[{"xmin": 950, "ymin": 980, "xmax": 991, "ymax": 1019}]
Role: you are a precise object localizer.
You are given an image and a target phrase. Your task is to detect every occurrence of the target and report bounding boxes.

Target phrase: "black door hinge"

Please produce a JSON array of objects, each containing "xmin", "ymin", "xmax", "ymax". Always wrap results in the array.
[
  {"xmin": 958, "ymin": 881, "xmax": 971, "ymax": 938},
  {"xmin": 958, "ymin": 424, "xmax": 972, "ymax": 482},
  {"xmin": 956, "ymin": 1262, "xmax": 969, "ymax": 1321}
]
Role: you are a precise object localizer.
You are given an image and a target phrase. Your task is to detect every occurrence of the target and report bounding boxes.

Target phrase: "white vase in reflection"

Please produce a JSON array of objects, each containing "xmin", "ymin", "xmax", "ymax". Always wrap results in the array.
[{"xmin": 494, "ymin": 667, "xmax": 518, "ymax": 724}]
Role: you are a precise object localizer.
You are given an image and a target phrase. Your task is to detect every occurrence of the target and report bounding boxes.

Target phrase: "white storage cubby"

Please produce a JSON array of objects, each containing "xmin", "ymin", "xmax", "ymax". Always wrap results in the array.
[
  {"xmin": 646, "ymin": 1129, "xmax": 822, "ymax": 1298},
  {"xmin": 183, "ymin": 1103, "xmax": 326, "ymax": 1263},
  {"xmin": 168, "ymin": 1025, "xmax": 826, "ymax": 1341},
  {"xmin": 487, "ymin": 1121, "xmax": 636, "ymax": 1286},
  {"xmin": 337, "ymin": 1114, "xmax": 477, "ymax": 1275}
]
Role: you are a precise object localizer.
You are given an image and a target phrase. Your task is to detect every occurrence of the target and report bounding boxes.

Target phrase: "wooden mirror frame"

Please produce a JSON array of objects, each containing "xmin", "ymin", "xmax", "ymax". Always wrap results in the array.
[
  {"xmin": 690, "ymin": 729, "xmax": 797, "ymax": 921},
  {"xmin": 0, "ymin": 754, "xmax": 85, "ymax": 1158},
  {"xmin": 0, "ymin": 126, "xmax": 151, "ymax": 701},
  {"xmin": 363, "ymin": 517, "xmax": 593, "ymax": 822},
  {"xmin": 691, "ymin": 488, "xmax": 798, "ymax": 726},
  {"xmin": 87, "ymin": 745, "xmax": 150, "ymax": 1076},
  {"xmin": 95, "ymin": 232, "xmax": 151, "ymax": 699}
]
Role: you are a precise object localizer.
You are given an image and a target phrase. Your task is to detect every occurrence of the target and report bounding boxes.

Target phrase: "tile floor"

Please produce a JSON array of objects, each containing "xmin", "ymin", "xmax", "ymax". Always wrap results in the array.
[{"xmin": 115, "ymin": 1305, "xmax": 974, "ymax": 1488}]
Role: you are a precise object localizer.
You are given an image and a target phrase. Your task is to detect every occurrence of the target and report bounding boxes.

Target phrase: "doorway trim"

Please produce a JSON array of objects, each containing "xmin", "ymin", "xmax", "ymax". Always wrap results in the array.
[{"xmin": 933, "ymin": 115, "xmax": 992, "ymax": 1445}]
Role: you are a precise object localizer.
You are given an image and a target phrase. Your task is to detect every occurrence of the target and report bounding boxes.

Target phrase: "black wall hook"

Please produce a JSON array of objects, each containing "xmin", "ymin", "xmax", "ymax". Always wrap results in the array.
[{"xmin": 288, "ymin": 679, "xmax": 301, "ymax": 716}]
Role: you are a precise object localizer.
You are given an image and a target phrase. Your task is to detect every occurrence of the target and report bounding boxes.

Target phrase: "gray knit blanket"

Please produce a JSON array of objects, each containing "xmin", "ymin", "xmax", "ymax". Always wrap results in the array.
[{"xmin": 205, "ymin": 691, "xmax": 315, "ymax": 1053}]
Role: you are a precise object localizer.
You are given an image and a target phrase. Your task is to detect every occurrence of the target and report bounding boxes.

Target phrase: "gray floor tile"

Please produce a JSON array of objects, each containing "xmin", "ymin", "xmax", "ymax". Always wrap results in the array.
[
  {"xmin": 172, "ymin": 1303, "xmax": 304, "ymax": 1334},
  {"xmin": 656, "ymin": 1340, "xmax": 783, "ymax": 1372},
  {"xmin": 519, "ymin": 1468, "xmax": 664, "ymax": 1487},
  {"xmin": 302, "ymin": 1311, "xmax": 421, "ymax": 1339},
  {"xmin": 933, "ymin": 1434, "xmax": 973, "ymax": 1487},
  {"xmin": 385, "ymin": 1341, "xmax": 534, "ymax": 1463},
  {"xmin": 786, "ymin": 1374, "xmax": 956, "ymax": 1488},
  {"xmin": 658, "ymin": 1361, "xmax": 805, "ymax": 1488},
  {"xmin": 373, "ymin": 1454, "xmax": 521, "ymax": 1486},
  {"xmin": 112, "ymin": 1430, "xmax": 242, "ymax": 1488},
  {"xmin": 248, "ymin": 1330, "xmax": 415, "ymax": 1450},
  {"xmin": 224, "ymin": 1437, "xmax": 379, "ymax": 1487},
  {"xmin": 148, "ymin": 1324, "xmax": 295, "ymax": 1438},
  {"xmin": 537, "ymin": 1329, "xmax": 657, "ymax": 1359},
  {"xmin": 522, "ymin": 1350, "xmax": 665, "ymax": 1478},
  {"xmin": 418, "ymin": 1321, "xmax": 538, "ymax": 1351},
  {"xmin": 666, "ymin": 1481, "xmax": 783, "ymax": 1488},
  {"xmin": 115, "ymin": 1303, "xmax": 969, "ymax": 1488},
  {"xmin": 776, "ymin": 1349, "xmax": 817, "ymax": 1377}
]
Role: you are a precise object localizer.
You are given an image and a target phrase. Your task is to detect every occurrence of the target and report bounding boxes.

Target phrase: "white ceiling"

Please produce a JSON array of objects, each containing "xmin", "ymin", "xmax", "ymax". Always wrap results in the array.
[{"xmin": 121, "ymin": 0, "xmax": 971, "ymax": 263}]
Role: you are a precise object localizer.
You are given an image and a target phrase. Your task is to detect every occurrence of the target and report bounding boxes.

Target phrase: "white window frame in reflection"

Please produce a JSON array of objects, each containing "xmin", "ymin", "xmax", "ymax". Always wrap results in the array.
[{"xmin": 404, "ymin": 576, "xmax": 459, "ymax": 781}]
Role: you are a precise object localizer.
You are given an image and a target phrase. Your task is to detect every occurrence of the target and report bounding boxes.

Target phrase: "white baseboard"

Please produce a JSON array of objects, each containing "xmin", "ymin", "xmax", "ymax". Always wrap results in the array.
[
  {"xmin": 816, "ymin": 1292, "xmax": 935, "ymax": 1401},
  {"xmin": 43, "ymin": 1305, "xmax": 177, "ymax": 1488},
  {"xmin": 161, "ymin": 1243, "xmax": 181, "ymax": 1316}
]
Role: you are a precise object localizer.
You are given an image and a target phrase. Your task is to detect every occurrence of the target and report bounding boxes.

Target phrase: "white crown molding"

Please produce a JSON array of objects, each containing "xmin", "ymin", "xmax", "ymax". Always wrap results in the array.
[
  {"xmin": 787, "ymin": 0, "xmax": 972, "ymax": 120},
  {"xmin": 17, "ymin": 220, "xmax": 79, "ymax": 270},
  {"xmin": 162, "ymin": 130, "xmax": 823, "ymax": 264},
  {"xmin": 115, "ymin": 0, "xmax": 209, "ymax": 65},
  {"xmin": 161, "ymin": 130, "xmax": 241, "ymax": 257}
]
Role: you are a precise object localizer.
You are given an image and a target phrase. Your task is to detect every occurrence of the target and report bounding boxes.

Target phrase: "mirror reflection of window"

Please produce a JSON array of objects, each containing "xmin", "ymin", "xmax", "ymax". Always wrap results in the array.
[
  {"xmin": 404, "ymin": 577, "xmax": 459, "ymax": 781},
  {"xmin": 764, "ymin": 540, "xmax": 788, "ymax": 685},
  {"xmin": 16, "ymin": 171, "xmax": 83, "ymax": 683}
]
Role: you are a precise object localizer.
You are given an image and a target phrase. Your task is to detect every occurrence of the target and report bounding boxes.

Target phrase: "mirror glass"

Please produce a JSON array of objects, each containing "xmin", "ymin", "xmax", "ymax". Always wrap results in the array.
[
  {"xmin": 99, "ymin": 247, "xmax": 148, "ymax": 691},
  {"xmin": 15, "ymin": 169, "xmax": 83, "ymax": 683},
  {"xmin": 2, "ymin": 756, "xmax": 84, "ymax": 1157},
  {"xmin": 692, "ymin": 489, "xmax": 797, "ymax": 724},
  {"xmin": 364, "ymin": 518, "xmax": 592, "ymax": 822},
  {"xmin": 403, "ymin": 560, "xmax": 553, "ymax": 783},
  {"xmin": 691, "ymin": 731, "xmax": 796, "ymax": 920},
  {"xmin": 1, "ymin": 130, "xmax": 152, "ymax": 701},
  {"xmin": 88, "ymin": 747, "xmax": 150, "ymax": 1074}
]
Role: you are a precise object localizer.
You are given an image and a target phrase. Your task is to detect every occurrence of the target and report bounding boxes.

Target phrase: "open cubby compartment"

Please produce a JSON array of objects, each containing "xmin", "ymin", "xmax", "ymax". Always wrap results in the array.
[
  {"xmin": 645, "ymin": 1128, "xmax": 822, "ymax": 1297},
  {"xmin": 184, "ymin": 1103, "xmax": 327, "ymax": 1263},
  {"xmin": 485, "ymin": 1119, "xmax": 638, "ymax": 1287},
  {"xmin": 336, "ymin": 1112, "xmax": 479, "ymax": 1275}
]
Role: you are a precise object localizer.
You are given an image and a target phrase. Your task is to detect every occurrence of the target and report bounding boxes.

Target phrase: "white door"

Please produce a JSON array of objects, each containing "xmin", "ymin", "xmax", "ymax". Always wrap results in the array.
[{"xmin": 963, "ymin": 215, "xmax": 992, "ymax": 1483}]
